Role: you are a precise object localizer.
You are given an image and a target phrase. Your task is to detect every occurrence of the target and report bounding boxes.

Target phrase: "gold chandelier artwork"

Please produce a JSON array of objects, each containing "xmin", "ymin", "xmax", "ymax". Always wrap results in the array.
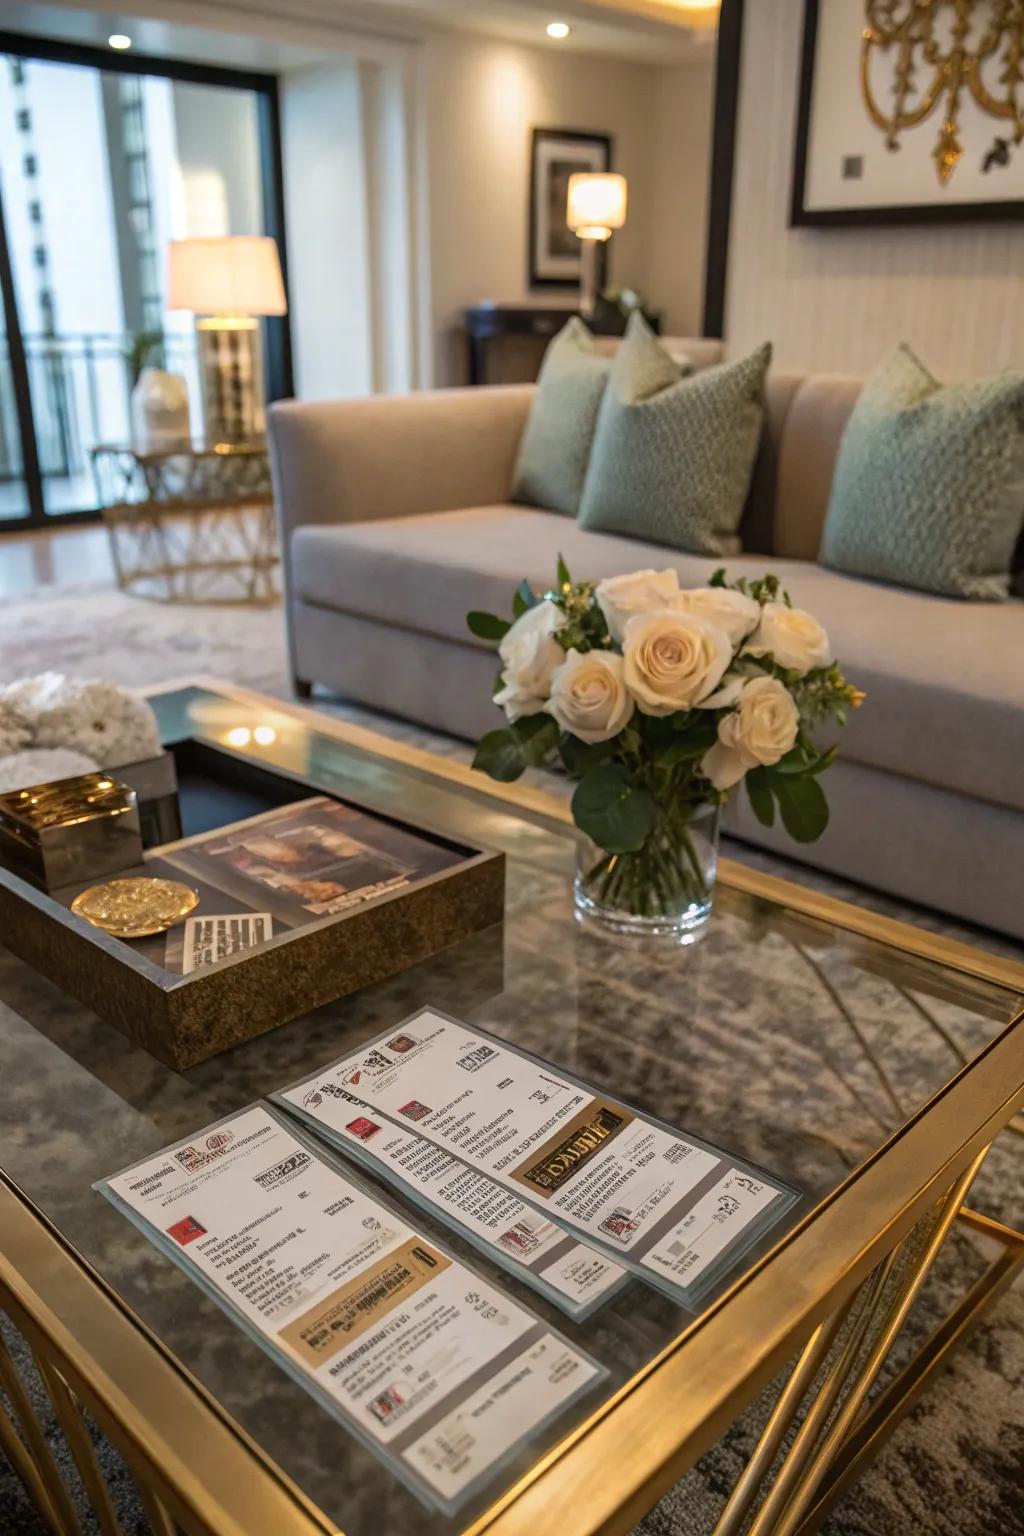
[{"xmin": 861, "ymin": 0, "xmax": 1024, "ymax": 184}]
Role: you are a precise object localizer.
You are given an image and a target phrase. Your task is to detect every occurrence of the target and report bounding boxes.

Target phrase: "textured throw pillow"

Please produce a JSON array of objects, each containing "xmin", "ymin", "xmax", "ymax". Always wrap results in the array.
[
  {"xmin": 821, "ymin": 344, "xmax": 1024, "ymax": 600},
  {"xmin": 512, "ymin": 318, "xmax": 613, "ymax": 517},
  {"xmin": 578, "ymin": 314, "xmax": 771, "ymax": 557}
]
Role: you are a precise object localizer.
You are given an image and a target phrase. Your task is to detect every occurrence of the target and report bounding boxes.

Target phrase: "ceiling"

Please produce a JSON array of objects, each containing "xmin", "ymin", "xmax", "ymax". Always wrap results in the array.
[{"xmin": 0, "ymin": 0, "xmax": 720, "ymax": 69}]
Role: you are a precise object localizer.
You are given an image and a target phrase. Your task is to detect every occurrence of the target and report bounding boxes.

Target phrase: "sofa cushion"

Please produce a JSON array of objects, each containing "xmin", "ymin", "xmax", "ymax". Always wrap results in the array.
[
  {"xmin": 511, "ymin": 318, "xmax": 612, "ymax": 517},
  {"xmin": 578, "ymin": 317, "xmax": 772, "ymax": 557},
  {"xmin": 291, "ymin": 506, "xmax": 1024, "ymax": 813},
  {"xmin": 821, "ymin": 344, "xmax": 1024, "ymax": 600}
]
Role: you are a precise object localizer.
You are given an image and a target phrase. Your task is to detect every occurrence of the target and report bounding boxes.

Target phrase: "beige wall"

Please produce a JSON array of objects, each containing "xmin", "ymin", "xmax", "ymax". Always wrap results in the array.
[
  {"xmin": 726, "ymin": 0, "xmax": 1024, "ymax": 377},
  {"xmin": 419, "ymin": 33, "xmax": 714, "ymax": 385}
]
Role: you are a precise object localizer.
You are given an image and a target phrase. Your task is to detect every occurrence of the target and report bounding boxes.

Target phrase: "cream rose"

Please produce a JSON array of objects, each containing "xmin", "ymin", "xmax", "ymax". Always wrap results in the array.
[
  {"xmin": 701, "ymin": 676, "xmax": 800, "ymax": 790},
  {"xmin": 675, "ymin": 586, "xmax": 760, "ymax": 647},
  {"xmin": 596, "ymin": 569, "xmax": 680, "ymax": 644},
  {"xmin": 546, "ymin": 649, "xmax": 634, "ymax": 743},
  {"xmin": 622, "ymin": 611, "xmax": 732, "ymax": 716},
  {"xmin": 745, "ymin": 601, "xmax": 832, "ymax": 676},
  {"xmin": 494, "ymin": 600, "xmax": 565, "ymax": 721}
]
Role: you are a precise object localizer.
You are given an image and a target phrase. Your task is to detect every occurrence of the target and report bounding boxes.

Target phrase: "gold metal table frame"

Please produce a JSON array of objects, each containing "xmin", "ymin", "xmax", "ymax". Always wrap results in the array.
[
  {"xmin": 91, "ymin": 443, "xmax": 277, "ymax": 605},
  {"xmin": 2, "ymin": 678, "xmax": 1022, "ymax": 1536}
]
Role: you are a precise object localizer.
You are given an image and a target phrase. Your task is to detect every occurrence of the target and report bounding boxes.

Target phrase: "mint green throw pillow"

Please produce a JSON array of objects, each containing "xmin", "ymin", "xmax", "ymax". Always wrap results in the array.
[
  {"xmin": 577, "ymin": 314, "xmax": 771, "ymax": 556},
  {"xmin": 512, "ymin": 318, "xmax": 612, "ymax": 517},
  {"xmin": 821, "ymin": 344, "xmax": 1024, "ymax": 600}
]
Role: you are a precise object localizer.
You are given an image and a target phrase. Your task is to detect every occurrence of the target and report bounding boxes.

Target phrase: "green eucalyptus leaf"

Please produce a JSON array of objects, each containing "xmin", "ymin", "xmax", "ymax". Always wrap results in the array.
[
  {"xmin": 512, "ymin": 578, "xmax": 538, "ymax": 618},
  {"xmin": 745, "ymin": 768, "xmax": 775, "ymax": 827},
  {"xmin": 559, "ymin": 734, "xmax": 616, "ymax": 776},
  {"xmin": 774, "ymin": 774, "xmax": 829, "ymax": 843},
  {"xmin": 512, "ymin": 713, "xmax": 559, "ymax": 764},
  {"xmin": 472, "ymin": 729, "xmax": 526, "ymax": 783},
  {"xmin": 467, "ymin": 610, "xmax": 510, "ymax": 641},
  {"xmin": 571, "ymin": 764, "xmax": 657, "ymax": 854}
]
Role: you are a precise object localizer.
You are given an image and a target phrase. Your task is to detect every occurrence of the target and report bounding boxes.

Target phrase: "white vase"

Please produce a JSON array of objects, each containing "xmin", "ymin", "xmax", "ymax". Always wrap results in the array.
[{"xmin": 130, "ymin": 368, "xmax": 190, "ymax": 451}]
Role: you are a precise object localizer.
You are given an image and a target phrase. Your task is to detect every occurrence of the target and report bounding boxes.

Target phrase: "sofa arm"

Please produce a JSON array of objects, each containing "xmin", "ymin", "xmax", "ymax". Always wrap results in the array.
[{"xmin": 268, "ymin": 385, "xmax": 535, "ymax": 539}]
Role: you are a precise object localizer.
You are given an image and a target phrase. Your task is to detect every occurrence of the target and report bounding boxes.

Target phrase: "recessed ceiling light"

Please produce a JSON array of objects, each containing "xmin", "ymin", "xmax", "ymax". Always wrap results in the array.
[
  {"xmin": 546, "ymin": 22, "xmax": 571, "ymax": 39},
  {"xmin": 108, "ymin": 33, "xmax": 132, "ymax": 50}
]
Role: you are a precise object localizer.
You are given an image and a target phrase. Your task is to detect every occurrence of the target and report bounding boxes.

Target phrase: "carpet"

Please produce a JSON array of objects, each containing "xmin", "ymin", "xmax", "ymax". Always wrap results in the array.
[{"xmin": 0, "ymin": 583, "xmax": 1021, "ymax": 1536}]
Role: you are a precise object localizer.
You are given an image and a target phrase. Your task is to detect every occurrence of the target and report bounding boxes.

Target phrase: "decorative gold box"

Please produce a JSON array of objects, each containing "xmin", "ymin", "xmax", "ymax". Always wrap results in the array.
[{"xmin": 0, "ymin": 772, "xmax": 143, "ymax": 891}]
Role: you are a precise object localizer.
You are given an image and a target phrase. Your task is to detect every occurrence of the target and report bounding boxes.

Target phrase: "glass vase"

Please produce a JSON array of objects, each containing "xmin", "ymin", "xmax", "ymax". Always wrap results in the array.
[{"xmin": 573, "ymin": 800, "xmax": 719, "ymax": 942}]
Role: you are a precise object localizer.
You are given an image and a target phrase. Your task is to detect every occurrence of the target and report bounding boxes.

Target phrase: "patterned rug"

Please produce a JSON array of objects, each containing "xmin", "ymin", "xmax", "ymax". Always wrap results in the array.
[{"xmin": 0, "ymin": 583, "xmax": 1021, "ymax": 1536}]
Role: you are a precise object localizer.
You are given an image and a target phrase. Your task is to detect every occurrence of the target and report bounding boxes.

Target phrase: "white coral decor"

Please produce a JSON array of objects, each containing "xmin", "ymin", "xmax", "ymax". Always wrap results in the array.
[
  {"xmin": 0, "ymin": 747, "xmax": 99, "ymax": 794},
  {"xmin": 0, "ymin": 696, "xmax": 31, "ymax": 758},
  {"xmin": 12, "ymin": 675, "xmax": 161, "ymax": 769}
]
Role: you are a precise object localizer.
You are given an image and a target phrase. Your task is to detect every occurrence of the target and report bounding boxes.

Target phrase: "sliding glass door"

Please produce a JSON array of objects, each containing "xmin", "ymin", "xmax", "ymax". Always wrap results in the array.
[{"xmin": 0, "ymin": 33, "xmax": 290, "ymax": 530}]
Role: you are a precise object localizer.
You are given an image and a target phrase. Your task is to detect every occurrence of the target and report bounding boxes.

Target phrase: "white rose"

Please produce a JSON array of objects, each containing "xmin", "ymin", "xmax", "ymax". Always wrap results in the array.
[
  {"xmin": 545, "ymin": 649, "xmax": 634, "ymax": 744},
  {"xmin": 622, "ymin": 611, "xmax": 732, "ymax": 716},
  {"xmin": 493, "ymin": 600, "xmax": 565, "ymax": 721},
  {"xmin": 675, "ymin": 586, "xmax": 761, "ymax": 647},
  {"xmin": 745, "ymin": 602, "xmax": 832, "ymax": 676},
  {"xmin": 596, "ymin": 569, "xmax": 680, "ymax": 644},
  {"xmin": 701, "ymin": 676, "xmax": 800, "ymax": 790}
]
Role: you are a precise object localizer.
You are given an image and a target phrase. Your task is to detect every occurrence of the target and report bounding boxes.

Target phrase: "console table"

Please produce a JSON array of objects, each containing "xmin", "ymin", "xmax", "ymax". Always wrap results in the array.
[{"xmin": 464, "ymin": 302, "xmax": 659, "ymax": 385}]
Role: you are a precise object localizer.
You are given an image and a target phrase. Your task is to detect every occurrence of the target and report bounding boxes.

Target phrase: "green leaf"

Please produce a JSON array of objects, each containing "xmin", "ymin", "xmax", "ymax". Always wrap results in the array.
[
  {"xmin": 467, "ymin": 610, "xmax": 510, "ymax": 641},
  {"xmin": 556, "ymin": 553, "xmax": 571, "ymax": 593},
  {"xmin": 512, "ymin": 578, "xmax": 538, "ymax": 618},
  {"xmin": 512, "ymin": 713, "xmax": 558, "ymax": 765},
  {"xmin": 559, "ymin": 735, "xmax": 616, "ymax": 776},
  {"xmin": 773, "ymin": 774, "xmax": 829, "ymax": 843},
  {"xmin": 571, "ymin": 764, "xmax": 657, "ymax": 854},
  {"xmin": 772, "ymin": 744, "xmax": 814, "ymax": 775},
  {"xmin": 472, "ymin": 729, "xmax": 526, "ymax": 782},
  {"xmin": 806, "ymin": 743, "xmax": 838, "ymax": 777},
  {"xmin": 708, "ymin": 567, "xmax": 727, "ymax": 588},
  {"xmin": 745, "ymin": 768, "xmax": 775, "ymax": 827}
]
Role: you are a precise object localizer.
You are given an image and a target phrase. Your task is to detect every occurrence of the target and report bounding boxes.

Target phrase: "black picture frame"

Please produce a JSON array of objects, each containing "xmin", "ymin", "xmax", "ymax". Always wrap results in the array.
[
  {"xmin": 791, "ymin": 0, "xmax": 1024, "ymax": 227},
  {"xmin": 528, "ymin": 127, "xmax": 612, "ymax": 289}
]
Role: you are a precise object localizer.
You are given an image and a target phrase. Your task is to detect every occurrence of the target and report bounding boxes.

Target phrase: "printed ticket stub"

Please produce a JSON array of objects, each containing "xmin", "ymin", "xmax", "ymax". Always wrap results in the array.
[
  {"xmin": 276, "ymin": 1074, "xmax": 628, "ymax": 1317},
  {"xmin": 97, "ymin": 1104, "xmax": 601, "ymax": 1509},
  {"xmin": 314, "ymin": 1010, "xmax": 799, "ymax": 1301},
  {"xmin": 180, "ymin": 913, "xmax": 273, "ymax": 974}
]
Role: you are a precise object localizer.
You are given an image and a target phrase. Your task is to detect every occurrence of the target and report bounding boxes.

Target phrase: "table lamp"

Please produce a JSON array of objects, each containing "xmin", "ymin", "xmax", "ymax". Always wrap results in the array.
[
  {"xmin": 566, "ymin": 172, "xmax": 627, "ymax": 320},
  {"xmin": 168, "ymin": 236, "xmax": 286, "ymax": 444}
]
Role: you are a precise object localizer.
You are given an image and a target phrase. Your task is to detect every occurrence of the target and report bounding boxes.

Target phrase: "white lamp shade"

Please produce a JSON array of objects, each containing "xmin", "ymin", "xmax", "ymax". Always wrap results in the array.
[
  {"xmin": 566, "ymin": 173, "xmax": 627, "ymax": 240},
  {"xmin": 167, "ymin": 236, "xmax": 287, "ymax": 316}
]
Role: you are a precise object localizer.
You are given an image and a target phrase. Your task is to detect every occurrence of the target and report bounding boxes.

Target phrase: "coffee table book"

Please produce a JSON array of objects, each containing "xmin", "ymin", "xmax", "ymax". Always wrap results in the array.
[{"xmin": 0, "ymin": 736, "xmax": 504, "ymax": 1069}]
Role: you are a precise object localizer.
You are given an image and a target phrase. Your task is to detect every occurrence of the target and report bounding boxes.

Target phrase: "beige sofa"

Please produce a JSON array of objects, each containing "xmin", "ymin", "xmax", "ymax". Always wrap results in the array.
[{"xmin": 268, "ymin": 343, "xmax": 1024, "ymax": 940}]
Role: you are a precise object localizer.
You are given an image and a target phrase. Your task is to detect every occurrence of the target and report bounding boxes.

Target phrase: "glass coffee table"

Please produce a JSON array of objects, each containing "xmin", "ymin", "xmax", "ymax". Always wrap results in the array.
[{"xmin": 1, "ymin": 679, "xmax": 1021, "ymax": 1536}]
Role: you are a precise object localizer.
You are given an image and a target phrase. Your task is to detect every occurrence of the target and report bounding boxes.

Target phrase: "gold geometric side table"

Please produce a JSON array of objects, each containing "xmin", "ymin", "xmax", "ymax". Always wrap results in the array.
[{"xmin": 91, "ymin": 440, "xmax": 277, "ymax": 604}]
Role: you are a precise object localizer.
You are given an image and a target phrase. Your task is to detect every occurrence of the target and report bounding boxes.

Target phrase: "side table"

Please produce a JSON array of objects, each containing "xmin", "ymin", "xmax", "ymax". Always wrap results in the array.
[{"xmin": 91, "ymin": 439, "xmax": 278, "ymax": 604}]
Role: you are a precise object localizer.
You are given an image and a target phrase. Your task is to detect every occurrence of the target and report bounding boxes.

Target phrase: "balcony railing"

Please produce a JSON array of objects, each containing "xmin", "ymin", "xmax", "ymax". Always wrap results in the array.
[{"xmin": 0, "ymin": 331, "xmax": 200, "ymax": 514}]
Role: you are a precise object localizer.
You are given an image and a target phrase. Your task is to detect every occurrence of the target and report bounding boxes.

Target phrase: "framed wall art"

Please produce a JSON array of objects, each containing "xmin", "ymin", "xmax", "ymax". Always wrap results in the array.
[
  {"xmin": 529, "ymin": 127, "xmax": 612, "ymax": 286},
  {"xmin": 792, "ymin": 0, "xmax": 1024, "ymax": 225}
]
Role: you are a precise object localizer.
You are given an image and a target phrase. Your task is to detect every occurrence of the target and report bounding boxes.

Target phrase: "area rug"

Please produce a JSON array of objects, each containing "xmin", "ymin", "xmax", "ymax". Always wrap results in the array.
[{"xmin": 0, "ymin": 584, "xmax": 1021, "ymax": 1536}]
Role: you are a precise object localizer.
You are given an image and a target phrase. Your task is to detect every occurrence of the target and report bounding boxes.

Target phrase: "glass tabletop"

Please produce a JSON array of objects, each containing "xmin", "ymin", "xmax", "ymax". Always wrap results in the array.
[{"xmin": 0, "ymin": 684, "xmax": 1019, "ymax": 1536}]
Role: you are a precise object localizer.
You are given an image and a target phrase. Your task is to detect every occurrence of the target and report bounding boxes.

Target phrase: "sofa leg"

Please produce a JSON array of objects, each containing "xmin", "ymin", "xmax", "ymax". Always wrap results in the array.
[{"xmin": 293, "ymin": 678, "xmax": 313, "ymax": 699}]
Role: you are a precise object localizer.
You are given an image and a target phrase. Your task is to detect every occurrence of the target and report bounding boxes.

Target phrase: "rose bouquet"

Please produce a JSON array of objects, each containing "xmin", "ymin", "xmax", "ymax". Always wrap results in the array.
[{"xmin": 468, "ymin": 563, "xmax": 862, "ymax": 936}]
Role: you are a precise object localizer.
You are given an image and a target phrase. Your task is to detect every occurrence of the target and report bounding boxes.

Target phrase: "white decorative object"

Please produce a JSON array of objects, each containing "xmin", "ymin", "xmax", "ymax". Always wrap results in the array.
[
  {"xmin": 1, "ymin": 674, "xmax": 162, "ymax": 769},
  {"xmin": 130, "ymin": 368, "xmax": 190, "ymax": 451},
  {"xmin": 0, "ymin": 747, "xmax": 99, "ymax": 794},
  {"xmin": 0, "ymin": 696, "xmax": 31, "ymax": 758}
]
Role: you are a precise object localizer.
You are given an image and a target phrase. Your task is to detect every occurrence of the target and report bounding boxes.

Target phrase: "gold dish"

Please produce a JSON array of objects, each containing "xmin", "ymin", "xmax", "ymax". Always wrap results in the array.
[{"xmin": 71, "ymin": 877, "xmax": 198, "ymax": 938}]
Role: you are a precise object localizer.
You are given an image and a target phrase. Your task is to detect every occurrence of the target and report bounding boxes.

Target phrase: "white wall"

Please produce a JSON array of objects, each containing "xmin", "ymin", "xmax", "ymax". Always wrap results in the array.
[
  {"xmin": 417, "ymin": 33, "xmax": 713, "ymax": 385},
  {"xmin": 725, "ymin": 0, "xmax": 1024, "ymax": 377},
  {"xmin": 280, "ymin": 62, "xmax": 374, "ymax": 400},
  {"xmin": 646, "ymin": 62, "xmax": 714, "ymax": 336}
]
